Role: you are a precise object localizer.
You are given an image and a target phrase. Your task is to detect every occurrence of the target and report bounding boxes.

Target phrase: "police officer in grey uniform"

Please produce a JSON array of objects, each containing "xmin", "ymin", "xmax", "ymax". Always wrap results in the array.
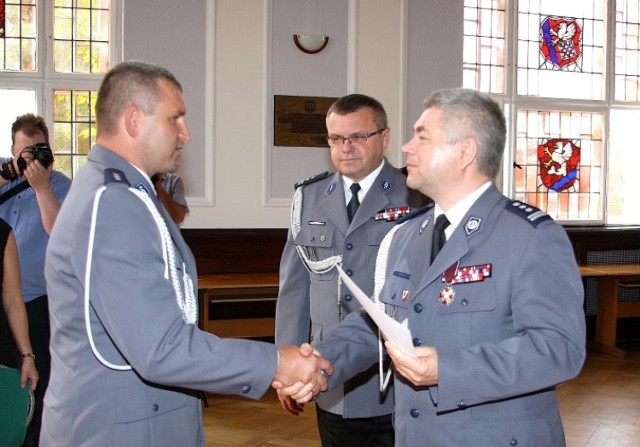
[
  {"xmin": 275, "ymin": 94, "xmax": 427, "ymax": 446},
  {"xmin": 301, "ymin": 88, "xmax": 586, "ymax": 446},
  {"xmin": 41, "ymin": 61, "xmax": 331, "ymax": 447}
]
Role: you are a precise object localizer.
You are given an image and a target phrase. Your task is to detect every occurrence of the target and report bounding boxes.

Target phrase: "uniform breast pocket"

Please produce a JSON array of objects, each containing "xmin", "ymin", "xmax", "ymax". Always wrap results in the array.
[
  {"xmin": 295, "ymin": 224, "xmax": 336, "ymax": 281},
  {"xmin": 436, "ymin": 281, "xmax": 496, "ymax": 347}
]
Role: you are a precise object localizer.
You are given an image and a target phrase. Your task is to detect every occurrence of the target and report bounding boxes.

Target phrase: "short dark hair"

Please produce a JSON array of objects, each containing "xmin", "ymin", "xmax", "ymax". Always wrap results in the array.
[
  {"xmin": 96, "ymin": 61, "xmax": 182, "ymax": 136},
  {"xmin": 11, "ymin": 114, "xmax": 49, "ymax": 146},
  {"xmin": 327, "ymin": 94, "xmax": 388, "ymax": 129},
  {"xmin": 423, "ymin": 88, "xmax": 506, "ymax": 179}
]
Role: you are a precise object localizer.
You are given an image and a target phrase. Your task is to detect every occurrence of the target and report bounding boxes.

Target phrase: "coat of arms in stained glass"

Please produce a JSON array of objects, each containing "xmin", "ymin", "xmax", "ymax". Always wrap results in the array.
[
  {"xmin": 540, "ymin": 16, "xmax": 582, "ymax": 70},
  {"xmin": 537, "ymin": 138, "xmax": 581, "ymax": 192}
]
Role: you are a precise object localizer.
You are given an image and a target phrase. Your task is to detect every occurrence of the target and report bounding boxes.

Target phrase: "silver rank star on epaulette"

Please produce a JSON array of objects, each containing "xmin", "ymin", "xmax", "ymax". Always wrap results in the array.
[
  {"xmin": 504, "ymin": 200, "xmax": 552, "ymax": 227},
  {"xmin": 374, "ymin": 206, "xmax": 411, "ymax": 222}
]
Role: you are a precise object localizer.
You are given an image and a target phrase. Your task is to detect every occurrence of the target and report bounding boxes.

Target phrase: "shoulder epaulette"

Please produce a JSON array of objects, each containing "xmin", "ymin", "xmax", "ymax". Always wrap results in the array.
[
  {"xmin": 294, "ymin": 171, "xmax": 332, "ymax": 190},
  {"xmin": 397, "ymin": 203, "xmax": 434, "ymax": 224},
  {"xmin": 504, "ymin": 200, "xmax": 552, "ymax": 227},
  {"xmin": 104, "ymin": 168, "xmax": 131, "ymax": 187}
]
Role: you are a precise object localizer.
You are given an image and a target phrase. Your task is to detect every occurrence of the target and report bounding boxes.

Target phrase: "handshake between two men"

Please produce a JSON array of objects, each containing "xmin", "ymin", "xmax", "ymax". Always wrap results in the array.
[{"xmin": 272, "ymin": 343, "xmax": 332, "ymax": 406}]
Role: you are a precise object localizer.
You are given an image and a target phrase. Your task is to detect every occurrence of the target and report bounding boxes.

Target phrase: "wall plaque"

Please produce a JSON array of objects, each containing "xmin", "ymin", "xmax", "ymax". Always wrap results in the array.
[{"xmin": 274, "ymin": 95, "xmax": 337, "ymax": 147}]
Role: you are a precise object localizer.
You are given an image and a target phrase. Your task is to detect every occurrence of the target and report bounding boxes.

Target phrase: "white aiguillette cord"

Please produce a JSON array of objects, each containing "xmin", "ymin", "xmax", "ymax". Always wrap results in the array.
[
  {"xmin": 84, "ymin": 185, "xmax": 197, "ymax": 371},
  {"xmin": 291, "ymin": 186, "xmax": 345, "ymax": 319},
  {"xmin": 373, "ymin": 222, "xmax": 407, "ymax": 393}
]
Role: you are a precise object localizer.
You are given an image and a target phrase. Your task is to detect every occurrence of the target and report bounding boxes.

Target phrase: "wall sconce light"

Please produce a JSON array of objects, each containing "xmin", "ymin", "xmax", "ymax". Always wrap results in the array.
[{"xmin": 293, "ymin": 34, "xmax": 329, "ymax": 54}]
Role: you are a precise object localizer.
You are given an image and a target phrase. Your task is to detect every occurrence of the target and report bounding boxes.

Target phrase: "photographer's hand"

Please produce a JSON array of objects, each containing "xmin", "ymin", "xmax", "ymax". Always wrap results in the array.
[{"xmin": 24, "ymin": 160, "xmax": 61, "ymax": 235}]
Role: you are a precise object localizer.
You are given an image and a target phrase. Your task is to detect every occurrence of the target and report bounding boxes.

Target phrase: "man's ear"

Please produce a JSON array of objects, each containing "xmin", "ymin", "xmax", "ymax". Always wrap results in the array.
[
  {"xmin": 124, "ymin": 104, "xmax": 142, "ymax": 137},
  {"xmin": 458, "ymin": 137, "xmax": 478, "ymax": 171}
]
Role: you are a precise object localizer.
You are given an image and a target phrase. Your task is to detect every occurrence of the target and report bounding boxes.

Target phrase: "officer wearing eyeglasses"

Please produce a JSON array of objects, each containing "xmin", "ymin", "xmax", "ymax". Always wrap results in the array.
[{"xmin": 275, "ymin": 94, "xmax": 428, "ymax": 447}]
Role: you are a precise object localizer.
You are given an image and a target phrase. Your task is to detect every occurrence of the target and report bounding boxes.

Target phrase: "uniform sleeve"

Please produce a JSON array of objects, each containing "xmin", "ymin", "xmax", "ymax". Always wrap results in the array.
[
  {"xmin": 275, "ymin": 230, "xmax": 312, "ymax": 346},
  {"xmin": 434, "ymin": 221, "xmax": 586, "ymax": 411},
  {"xmin": 314, "ymin": 311, "xmax": 380, "ymax": 389},
  {"xmin": 88, "ymin": 187, "xmax": 277, "ymax": 399}
]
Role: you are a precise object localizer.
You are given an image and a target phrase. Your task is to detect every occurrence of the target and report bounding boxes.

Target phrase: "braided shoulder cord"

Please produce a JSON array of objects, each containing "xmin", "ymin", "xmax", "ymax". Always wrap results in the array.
[
  {"xmin": 84, "ymin": 186, "xmax": 197, "ymax": 371},
  {"xmin": 291, "ymin": 186, "xmax": 345, "ymax": 318},
  {"xmin": 129, "ymin": 187, "xmax": 197, "ymax": 325},
  {"xmin": 291, "ymin": 187, "xmax": 343, "ymax": 274}
]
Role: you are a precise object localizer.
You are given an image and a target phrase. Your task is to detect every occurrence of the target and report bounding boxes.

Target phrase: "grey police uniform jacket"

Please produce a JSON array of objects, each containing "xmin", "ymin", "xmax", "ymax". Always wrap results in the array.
[
  {"xmin": 315, "ymin": 184, "xmax": 586, "ymax": 446},
  {"xmin": 276, "ymin": 161, "xmax": 416, "ymax": 418},
  {"xmin": 42, "ymin": 146, "xmax": 278, "ymax": 447}
]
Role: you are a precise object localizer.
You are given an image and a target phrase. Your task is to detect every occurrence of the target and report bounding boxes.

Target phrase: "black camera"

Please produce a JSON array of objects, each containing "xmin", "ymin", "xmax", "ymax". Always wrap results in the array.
[{"xmin": 19, "ymin": 143, "xmax": 54, "ymax": 173}]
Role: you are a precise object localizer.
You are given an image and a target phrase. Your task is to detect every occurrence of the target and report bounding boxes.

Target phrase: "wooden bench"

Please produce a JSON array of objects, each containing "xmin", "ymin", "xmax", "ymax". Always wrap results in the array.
[{"xmin": 197, "ymin": 273, "xmax": 279, "ymax": 339}]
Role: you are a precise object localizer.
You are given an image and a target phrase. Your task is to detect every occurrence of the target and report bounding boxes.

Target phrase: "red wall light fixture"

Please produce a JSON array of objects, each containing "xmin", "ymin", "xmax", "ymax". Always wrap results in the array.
[{"xmin": 293, "ymin": 34, "xmax": 329, "ymax": 54}]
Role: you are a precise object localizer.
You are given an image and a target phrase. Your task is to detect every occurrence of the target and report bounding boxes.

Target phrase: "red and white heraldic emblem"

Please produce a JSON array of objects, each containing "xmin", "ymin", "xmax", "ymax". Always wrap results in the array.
[
  {"xmin": 540, "ymin": 17, "xmax": 582, "ymax": 69},
  {"xmin": 537, "ymin": 138, "xmax": 580, "ymax": 192}
]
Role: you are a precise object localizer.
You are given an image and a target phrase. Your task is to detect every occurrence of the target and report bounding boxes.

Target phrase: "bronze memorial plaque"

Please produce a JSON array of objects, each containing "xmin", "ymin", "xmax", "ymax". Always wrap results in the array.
[{"xmin": 274, "ymin": 95, "xmax": 337, "ymax": 147}]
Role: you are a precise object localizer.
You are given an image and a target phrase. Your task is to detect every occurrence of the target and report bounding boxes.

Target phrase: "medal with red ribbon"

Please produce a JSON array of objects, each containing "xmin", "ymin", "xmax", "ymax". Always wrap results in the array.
[{"xmin": 438, "ymin": 261, "xmax": 459, "ymax": 306}]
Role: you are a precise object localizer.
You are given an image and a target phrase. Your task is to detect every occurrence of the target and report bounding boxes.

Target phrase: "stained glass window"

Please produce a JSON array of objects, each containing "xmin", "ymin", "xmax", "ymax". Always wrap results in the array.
[
  {"xmin": 514, "ymin": 110, "xmax": 603, "ymax": 221},
  {"xmin": 518, "ymin": 2, "xmax": 605, "ymax": 100},
  {"xmin": 464, "ymin": 0, "xmax": 640, "ymax": 225}
]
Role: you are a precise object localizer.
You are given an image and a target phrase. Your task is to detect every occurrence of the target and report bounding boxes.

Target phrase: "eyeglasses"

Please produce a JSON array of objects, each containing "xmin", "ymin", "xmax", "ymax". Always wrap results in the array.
[{"xmin": 327, "ymin": 128, "xmax": 386, "ymax": 146}]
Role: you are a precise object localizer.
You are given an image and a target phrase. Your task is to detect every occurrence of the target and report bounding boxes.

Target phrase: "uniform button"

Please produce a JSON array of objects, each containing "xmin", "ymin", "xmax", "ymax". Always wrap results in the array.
[
  {"xmin": 510, "ymin": 438, "xmax": 518, "ymax": 446},
  {"xmin": 346, "ymin": 243, "xmax": 354, "ymax": 250},
  {"xmin": 241, "ymin": 385, "xmax": 251, "ymax": 394},
  {"xmin": 344, "ymin": 294, "xmax": 353, "ymax": 302},
  {"xmin": 310, "ymin": 334, "xmax": 314, "ymax": 342},
  {"xmin": 413, "ymin": 303, "xmax": 423, "ymax": 313},
  {"xmin": 412, "ymin": 338, "xmax": 421, "ymax": 346},
  {"xmin": 319, "ymin": 235, "xmax": 326, "ymax": 242},
  {"xmin": 457, "ymin": 400, "xmax": 466, "ymax": 408},
  {"xmin": 461, "ymin": 299, "xmax": 469, "ymax": 307},
  {"xmin": 410, "ymin": 408, "xmax": 420, "ymax": 418},
  {"xmin": 152, "ymin": 403, "xmax": 159, "ymax": 412},
  {"xmin": 346, "ymin": 269, "xmax": 353, "ymax": 276}
]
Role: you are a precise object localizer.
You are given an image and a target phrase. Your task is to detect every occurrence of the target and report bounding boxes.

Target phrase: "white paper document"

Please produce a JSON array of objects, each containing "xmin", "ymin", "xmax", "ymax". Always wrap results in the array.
[{"xmin": 336, "ymin": 265, "xmax": 417, "ymax": 358}]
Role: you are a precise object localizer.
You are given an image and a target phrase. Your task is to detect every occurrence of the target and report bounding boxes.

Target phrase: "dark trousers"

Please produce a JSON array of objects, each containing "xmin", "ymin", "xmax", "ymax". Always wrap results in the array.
[
  {"xmin": 316, "ymin": 406, "xmax": 394, "ymax": 447},
  {"xmin": 23, "ymin": 295, "xmax": 50, "ymax": 447}
]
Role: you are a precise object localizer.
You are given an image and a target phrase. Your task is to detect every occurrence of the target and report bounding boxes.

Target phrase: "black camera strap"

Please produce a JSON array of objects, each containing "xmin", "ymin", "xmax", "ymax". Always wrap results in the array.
[{"xmin": 0, "ymin": 181, "xmax": 31, "ymax": 206}]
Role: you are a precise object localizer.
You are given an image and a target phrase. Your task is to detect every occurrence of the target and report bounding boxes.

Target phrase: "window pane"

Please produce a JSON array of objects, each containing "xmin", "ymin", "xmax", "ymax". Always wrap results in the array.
[
  {"xmin": 517, "ymin": 0, "xmax": 606, "ymax": 100},
  {"xmin": 53, "ymin": 0, "xmax": 110, "ymax": 74},
  {"xmin": 0, "ymin": 89, "xmax": 37, "ymax": 158},
  {"xmin": 53, "ymin": 89, "xmax": 97, "ymax": 179},
  {"xmin": 514, "ymin": 109, "xmax": 604, "ymax": 221},
  {"xmin": 615, "ymin": 0, "xmax": 640, "ymax": 101},
  {"xmin": 1, "ymin": 2, "xmax": 38, "ymax": 72},
  {"xmin": 462, "ymin": 0, "xmax": 506, "ymax": 94},
  {"xmin": 608, "ymin": 109, "xmax": 640, "ymax": 224}
]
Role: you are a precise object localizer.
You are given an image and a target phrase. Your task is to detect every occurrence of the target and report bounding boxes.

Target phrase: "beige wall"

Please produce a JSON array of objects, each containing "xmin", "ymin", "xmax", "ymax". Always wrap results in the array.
[{"xmin": 124, "ymin": 0, "xmax": 462, "ymax": 228}]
